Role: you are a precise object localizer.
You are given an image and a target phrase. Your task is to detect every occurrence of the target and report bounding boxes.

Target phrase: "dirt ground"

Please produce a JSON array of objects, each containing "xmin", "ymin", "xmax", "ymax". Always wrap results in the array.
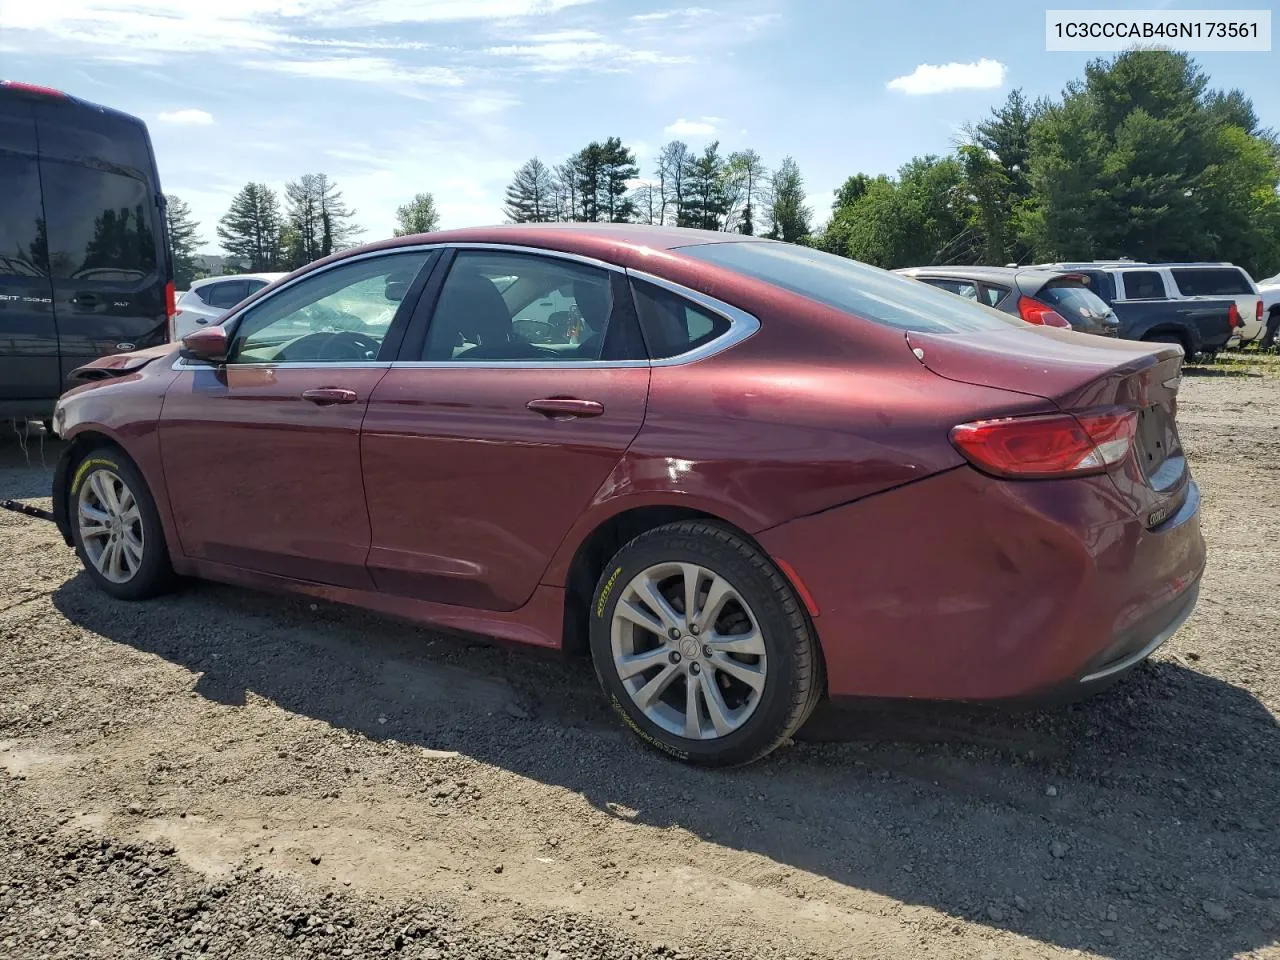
[{"xmin": 2, "ymin": 361, "xmax": 1278, "ymax": 960}]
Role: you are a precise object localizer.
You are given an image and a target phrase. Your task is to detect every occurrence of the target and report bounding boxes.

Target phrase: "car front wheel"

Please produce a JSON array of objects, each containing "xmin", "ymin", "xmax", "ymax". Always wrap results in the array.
[
  {"xmin": 589, "ymin": 520, "xmax": 821, "ymax": 766},
  {"xmin": 69, "ymin": 447, "xmax": 174, "ymax": 601}
]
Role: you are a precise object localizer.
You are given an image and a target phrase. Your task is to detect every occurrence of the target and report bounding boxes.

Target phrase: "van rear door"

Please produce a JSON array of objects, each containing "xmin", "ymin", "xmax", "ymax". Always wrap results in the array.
[
  {"xmin": 34, "ymin": 99, "xmax": 171, "ymax": 384},
  {"xmin": 0, "ymin": 93, "xmax": 58, "ymax": 418}
]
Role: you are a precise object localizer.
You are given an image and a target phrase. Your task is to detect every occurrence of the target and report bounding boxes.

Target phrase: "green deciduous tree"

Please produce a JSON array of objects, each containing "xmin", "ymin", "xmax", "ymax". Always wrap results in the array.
[
  {"xmin": 394, "ymin": 192, "xmax": 441, "ymax": 236},
  {"xmin": 217, "ymin": 183, "xmax": 283, "ymax": 272},
  {"xmin": 164, "ymin": 194, "xmax": 202, "ymax": 289},
  {"xmin": 764, "ymin": 156, "xmax": 812, "ymax": 243}
]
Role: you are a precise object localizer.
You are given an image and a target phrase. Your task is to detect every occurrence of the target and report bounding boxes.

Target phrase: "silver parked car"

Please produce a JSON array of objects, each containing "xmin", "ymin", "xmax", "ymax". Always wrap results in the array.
[{"xmin": 173, "ymin": 273, "xmax": 286, "ymax": 339}]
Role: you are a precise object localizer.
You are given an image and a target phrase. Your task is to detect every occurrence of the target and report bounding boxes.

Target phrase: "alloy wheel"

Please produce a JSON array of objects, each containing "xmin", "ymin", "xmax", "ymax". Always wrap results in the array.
[
  {"xmin": 610, "ymin": 562, "xmax": 767, "ymax": 740},
  {"xmin": 77, "ymin": 468, "xmax": 145, "ymax": 584}
]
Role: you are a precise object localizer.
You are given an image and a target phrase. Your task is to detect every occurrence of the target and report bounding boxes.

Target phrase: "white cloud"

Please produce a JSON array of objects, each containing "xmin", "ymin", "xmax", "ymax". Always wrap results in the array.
[
  {"xmin": 664, "ymin": 116, "xmax": 720, "ymax": 136},
  {"xmin": 158, "ymin": 108, "xmax": 214, "ymax": 124},
  {"xmin": 629, "ymin": 6, "xmax": 710, "ymax": 22},
  {"xmin": 248, "ymin": 56, "xmax": 464, "ymax": 87},
  {"xmin": 887, "ymin": 58, "xmax": 1006, "ymax": 95},
  {"xmin": 486, "ymin": 34, "xmax": 689, "ymax": 72}
]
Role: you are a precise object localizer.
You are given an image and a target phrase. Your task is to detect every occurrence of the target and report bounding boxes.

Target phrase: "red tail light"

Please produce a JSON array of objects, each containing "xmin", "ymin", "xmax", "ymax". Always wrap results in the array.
[
  {"xmin": 1228, "ymin": 303, "xmax": 1241, "ymax": 329},
  {"xmin": 0, "ymin": 80, "xmax": 67, "ymax": 98},
  {"xmin": 1257, "ymin": 299, "xmax": 1264, "ymax": 323},
  {"xmin": 165, "ymin": 281, "xmax": 177, "ymax": 341},
  {"xmin": 950, "ymin": 408, "xmax": 1138, "ymax": 479},
  {"xmin": 1017, "ymin": 296, "xmax": 1072, "ymax": 328}
]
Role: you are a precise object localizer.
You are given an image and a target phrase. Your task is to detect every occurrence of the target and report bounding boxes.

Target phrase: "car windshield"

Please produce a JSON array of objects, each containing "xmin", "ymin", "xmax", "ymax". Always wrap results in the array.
[{"xmin": 677, "ymin": 241, "xmax": 1025, "ymax": 333}]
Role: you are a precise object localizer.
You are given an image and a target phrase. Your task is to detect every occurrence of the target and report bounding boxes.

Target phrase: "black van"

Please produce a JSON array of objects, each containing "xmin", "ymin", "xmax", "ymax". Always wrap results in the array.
[{"xmin": 1, "ymin": 80, "xmax": 174, "ymax": 424}]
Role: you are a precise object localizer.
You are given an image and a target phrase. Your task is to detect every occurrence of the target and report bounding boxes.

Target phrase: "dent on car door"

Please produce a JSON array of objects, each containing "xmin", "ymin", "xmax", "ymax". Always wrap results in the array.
[
  {"xmin": 361, "ymin": 248, "xmax": 651, "ymax": 611},
  {"xmin": 157, "ymin": 249, "xmax": 437, "ymax": 585}
]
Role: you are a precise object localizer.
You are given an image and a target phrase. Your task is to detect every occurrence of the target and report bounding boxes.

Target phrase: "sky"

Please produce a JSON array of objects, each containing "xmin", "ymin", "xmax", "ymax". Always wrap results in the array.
[{"xmin": 2, "ymin": 0, "xmax": 1276, "ymax": 255}]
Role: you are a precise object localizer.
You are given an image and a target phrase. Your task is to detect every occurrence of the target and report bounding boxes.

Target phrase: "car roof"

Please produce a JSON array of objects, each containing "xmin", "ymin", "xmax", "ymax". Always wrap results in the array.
[
  {"xmin": 192, "ymin": 272, "xmax": 287, "ymax": 287},
  {"xmin": 313, "ymin": 223, "xmax": 763, "ymax": 272}
]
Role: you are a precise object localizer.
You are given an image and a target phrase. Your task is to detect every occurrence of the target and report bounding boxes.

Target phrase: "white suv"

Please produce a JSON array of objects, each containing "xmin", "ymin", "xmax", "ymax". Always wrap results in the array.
[
  {"xmin": 1038, "ymin": 261, "xmax": 1264, "ymax": 345},
  {"xmin": 174, "ymin": 273, "xmax": 286, "ymax": 339}
]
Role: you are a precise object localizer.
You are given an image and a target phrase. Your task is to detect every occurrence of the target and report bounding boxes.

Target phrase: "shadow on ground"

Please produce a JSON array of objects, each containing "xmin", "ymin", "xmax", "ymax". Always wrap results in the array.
[{"xmin": 49, "ymin": 569, "xmax": 1280, "ymax": 960}]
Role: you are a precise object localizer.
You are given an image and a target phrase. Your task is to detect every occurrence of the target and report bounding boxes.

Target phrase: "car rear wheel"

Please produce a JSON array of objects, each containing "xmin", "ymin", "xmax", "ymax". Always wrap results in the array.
[
  {"xmin": 589, "ymin": 520, "xmax": 821, "ymax": 766},
  {"xmin": 70, "ymin": 447, "xmax": 174, "ymax": 601}
]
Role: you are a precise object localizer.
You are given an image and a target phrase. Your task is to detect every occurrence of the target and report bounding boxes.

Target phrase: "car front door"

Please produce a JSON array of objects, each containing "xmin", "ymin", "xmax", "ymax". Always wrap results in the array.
[
  {"xmin": 158, "ymin": 249, "xmax": 437, "ymax": 587},
  {"xmin": 360, "ymin": 247, "xmax": 650, "ymax": 611}
]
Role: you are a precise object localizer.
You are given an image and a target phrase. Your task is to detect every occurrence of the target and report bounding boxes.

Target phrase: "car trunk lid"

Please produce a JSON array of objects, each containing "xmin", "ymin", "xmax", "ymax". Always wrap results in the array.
[{"xmin": 907, "ymin": 327, "xmax": 1188, "ymax": 527}]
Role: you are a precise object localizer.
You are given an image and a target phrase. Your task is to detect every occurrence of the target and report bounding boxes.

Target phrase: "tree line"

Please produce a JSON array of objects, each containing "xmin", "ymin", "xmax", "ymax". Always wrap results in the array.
[
  {"xmin": 501, "ymin": 138, "xmax": 811, "ymax": 241},
  {"xmin": 166, "ymin": 49, "xmax": 1280, "ymax": 289},
  {"xmin": 816, "ymin": 50, "xmax": 1280, "ymax": 278}
]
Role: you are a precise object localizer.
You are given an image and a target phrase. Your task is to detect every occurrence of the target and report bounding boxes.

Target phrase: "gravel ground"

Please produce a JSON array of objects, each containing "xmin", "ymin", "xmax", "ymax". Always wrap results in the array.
[{"xmin": 2, "ymin": 366, "xmax": 1278, "ymax": 960}]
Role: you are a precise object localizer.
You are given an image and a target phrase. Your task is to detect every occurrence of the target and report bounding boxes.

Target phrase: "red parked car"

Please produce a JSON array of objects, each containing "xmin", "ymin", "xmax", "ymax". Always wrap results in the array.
[{"xmin": 51, "ymin": 225, "xmax": 1205, "ymax": 766}]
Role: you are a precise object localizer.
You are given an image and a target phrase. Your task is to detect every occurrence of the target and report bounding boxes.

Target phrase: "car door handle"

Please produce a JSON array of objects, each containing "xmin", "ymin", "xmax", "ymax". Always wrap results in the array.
[
  {"xmin": 526, "ymin": 398, "xmax": 604, "ymax": 419},
  {"xmin": 301, "ymin": 387, "xmax": 358, "ymax": 406},
  {"xmin": 70, "ymin": 293, "xmax": 98, "ymax": 306}
]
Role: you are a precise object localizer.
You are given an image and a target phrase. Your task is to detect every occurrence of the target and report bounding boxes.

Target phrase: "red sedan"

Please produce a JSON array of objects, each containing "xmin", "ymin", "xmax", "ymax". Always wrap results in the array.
[{"xmin": 52, "ymin": 225, "xmax": 1205, "ymax": 766}]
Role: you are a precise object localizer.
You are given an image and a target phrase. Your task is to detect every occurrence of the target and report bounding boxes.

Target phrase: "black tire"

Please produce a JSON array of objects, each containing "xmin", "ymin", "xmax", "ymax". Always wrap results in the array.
[
  {"xmin": 589, "ymin": 520, "xmax": 821, "ymax": 767},
  {"xmin": 68, "ymin": 445, "xmax": 175, "ymax": 601}
]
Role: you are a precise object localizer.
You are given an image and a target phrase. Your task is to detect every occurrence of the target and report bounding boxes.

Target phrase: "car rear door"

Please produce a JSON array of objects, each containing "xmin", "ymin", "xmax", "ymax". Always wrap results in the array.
[
  {"xmin": 34, "ymin": 100, "xmax": 171, "ymax": 380},
  {"xmin": 360, "ymin": 247, "xmax": 650, "ymax": 611},
  {"xmin": 0, "ymin": 93, "xmax": 58, "ymax": 418},
  {"xmin": 158, "ymin": 249, "xmax": 437, "ymax": 587}
]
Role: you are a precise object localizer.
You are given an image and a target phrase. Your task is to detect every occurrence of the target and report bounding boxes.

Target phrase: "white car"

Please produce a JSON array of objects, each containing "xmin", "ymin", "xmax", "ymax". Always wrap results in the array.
[
  {"xmin": 1258, "ymin": 271, "xmax": 1280, "ymax": 347},
  {"xmin": 174, "ymin": 273, "xmax": 286, "ymax": 339}
]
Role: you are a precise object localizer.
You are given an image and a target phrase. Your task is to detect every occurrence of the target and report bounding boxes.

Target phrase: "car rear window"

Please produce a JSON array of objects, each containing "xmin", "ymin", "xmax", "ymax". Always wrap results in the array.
[
  {"xmin": 677, "ymin": 242, "xmax": 1022, "ymax": 333},
  {"xmin": 1170, "ymin": 268, "xmax": 1253, "ymax": 297},
  {"xmin": 1035, "ymin": 280, "xmax": 1114, "ymax": 325}
]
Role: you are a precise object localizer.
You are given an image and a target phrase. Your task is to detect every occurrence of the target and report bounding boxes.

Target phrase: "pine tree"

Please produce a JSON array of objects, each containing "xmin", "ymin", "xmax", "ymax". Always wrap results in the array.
[
  {"xmin": 679, "ymin": 141, "xmax": 728, "ymax": 230},
  {"xmin": 599, "ymin": 137, "xmax": 638, "ymax": 223},
  {"xmin": 394, "ymin": 193, "xmax": 441, "ymax": 236},
  {"xmin": 283, "ymin": 174, "xmax": 360, "ymax": 267},
  {"xmin": 217, "ymin": 183, "xmax": 283, "ymax": 272},
  {"xmin": 164, "ymin": 195, "xmax": 202, "ymax": 288},
  {"xmin": 503, "ymin": 159, "xmax": 556, "ymax": 223}
]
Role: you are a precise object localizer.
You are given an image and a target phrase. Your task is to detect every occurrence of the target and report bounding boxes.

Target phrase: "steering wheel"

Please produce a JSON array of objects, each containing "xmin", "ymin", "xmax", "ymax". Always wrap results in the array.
[{"xmin": 316, "ymin": 330, "xmax": 381, "ymax": 361}]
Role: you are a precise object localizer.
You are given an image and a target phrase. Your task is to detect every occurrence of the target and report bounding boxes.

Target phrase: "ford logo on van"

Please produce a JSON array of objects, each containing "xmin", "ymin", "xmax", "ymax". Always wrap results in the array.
[{"xmin": 115, "ymin": 342, "xmax": 136, "ymax": 352}]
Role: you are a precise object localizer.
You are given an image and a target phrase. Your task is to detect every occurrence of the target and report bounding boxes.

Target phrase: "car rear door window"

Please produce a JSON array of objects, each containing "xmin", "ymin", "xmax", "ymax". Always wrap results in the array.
[
  {"xmin": 677, "ymin": 241, "xmax": 1022, "ymax": 333},
  {"xmin": 920, "ymin": 278, "xmax": 979, "ymax": 300},
  {"xmin": 40, "ymin": 161, "xmax": 158, "ymax": 281},
  {"xmin": 631, "ymin": 279, "xmax": 731, "ymax": 359},
  {"xmin": 422, "ymin": 251, "xmax": 637, "ymax": 362},
  {"xmin": 202, "ymin": 280, "xmax": 249, "ymax": 309},
  {"xmin": 1120, "ymin": 270, "xmax": 1166, "ymax": 300},
  {"xmin": 980, "ymin": 284, "xmax": 1010, "ymax": 307},
  {"xmin": 1170, "ymin": 268, "xmax": 1253, "ymax": 297}
]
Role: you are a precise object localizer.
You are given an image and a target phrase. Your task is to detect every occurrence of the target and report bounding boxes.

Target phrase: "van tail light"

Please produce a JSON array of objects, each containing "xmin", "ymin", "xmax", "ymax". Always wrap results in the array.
[
  {"xmin": 1228, "ymin": 303, "xmax": 1242, "ymax": 329},
  {"xmin": 950, "ymin": 408, "xmax": 1138, "ymax": 479},
  {"xmin": 165, "ymin": 281, "xmax": 177, "ymax": 340},
  {"xmin": 1017, "ymin": 296, "xmax": 1072, "ymax": 328},
  {"xmin": 0, "ymin": 80, "xmax": 67, "ymax": 98}
]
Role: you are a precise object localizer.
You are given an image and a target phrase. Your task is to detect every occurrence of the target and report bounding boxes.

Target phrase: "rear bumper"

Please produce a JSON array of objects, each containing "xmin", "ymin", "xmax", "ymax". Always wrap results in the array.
[{"xmin": 759, "ymin": 468, "xmax": 1205, "ymax": 701}]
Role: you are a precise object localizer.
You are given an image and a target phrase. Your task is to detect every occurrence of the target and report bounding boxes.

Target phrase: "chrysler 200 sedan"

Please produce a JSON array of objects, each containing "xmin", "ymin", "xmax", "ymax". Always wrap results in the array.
[{"xmin": 51, "ymin": 224, "xmax": 1206, "ymax": 766}]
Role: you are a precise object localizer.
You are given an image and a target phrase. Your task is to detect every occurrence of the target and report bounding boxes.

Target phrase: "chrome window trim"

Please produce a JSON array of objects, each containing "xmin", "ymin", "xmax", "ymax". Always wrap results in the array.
[
  {"xmin": 626, "ymin": 269, "xmax": 761, "ymax": 366},
  {"xmin": 170, "ymin": 243, "xmax": 759, "ymax": 373}
]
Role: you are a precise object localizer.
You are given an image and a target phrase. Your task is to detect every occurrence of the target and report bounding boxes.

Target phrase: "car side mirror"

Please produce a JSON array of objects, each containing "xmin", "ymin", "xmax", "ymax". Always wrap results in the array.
[{"xmin": 181, "ymin": 325, "xmax": 229, "ymax": 362}]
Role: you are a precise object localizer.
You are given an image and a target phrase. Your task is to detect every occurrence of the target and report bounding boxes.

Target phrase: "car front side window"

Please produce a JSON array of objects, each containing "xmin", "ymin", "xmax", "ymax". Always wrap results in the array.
[{"xmin": 227, "ymin": 251, "xmax": 433, "ymax": 364}]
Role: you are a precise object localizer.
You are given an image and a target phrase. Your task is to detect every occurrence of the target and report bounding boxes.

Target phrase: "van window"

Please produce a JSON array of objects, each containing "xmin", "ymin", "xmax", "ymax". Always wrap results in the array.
[
  {"xmin": 34, "ymin": 102, "xmax": 155, "ymax": 175},
  {"xmin": 1120, "ymin": 271, "xmax": 1166, "ymax": 300},
  {"xmin": 0, "ymin": 153, "xmax": 49, "ymax": 279},
  {"xmin": 40, "ymin": 161, "xmax": 158, "ymax": 281},
  {"xmin": 1170, "ymin": 268, "xmax": 1253, "ymax": 297}
]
